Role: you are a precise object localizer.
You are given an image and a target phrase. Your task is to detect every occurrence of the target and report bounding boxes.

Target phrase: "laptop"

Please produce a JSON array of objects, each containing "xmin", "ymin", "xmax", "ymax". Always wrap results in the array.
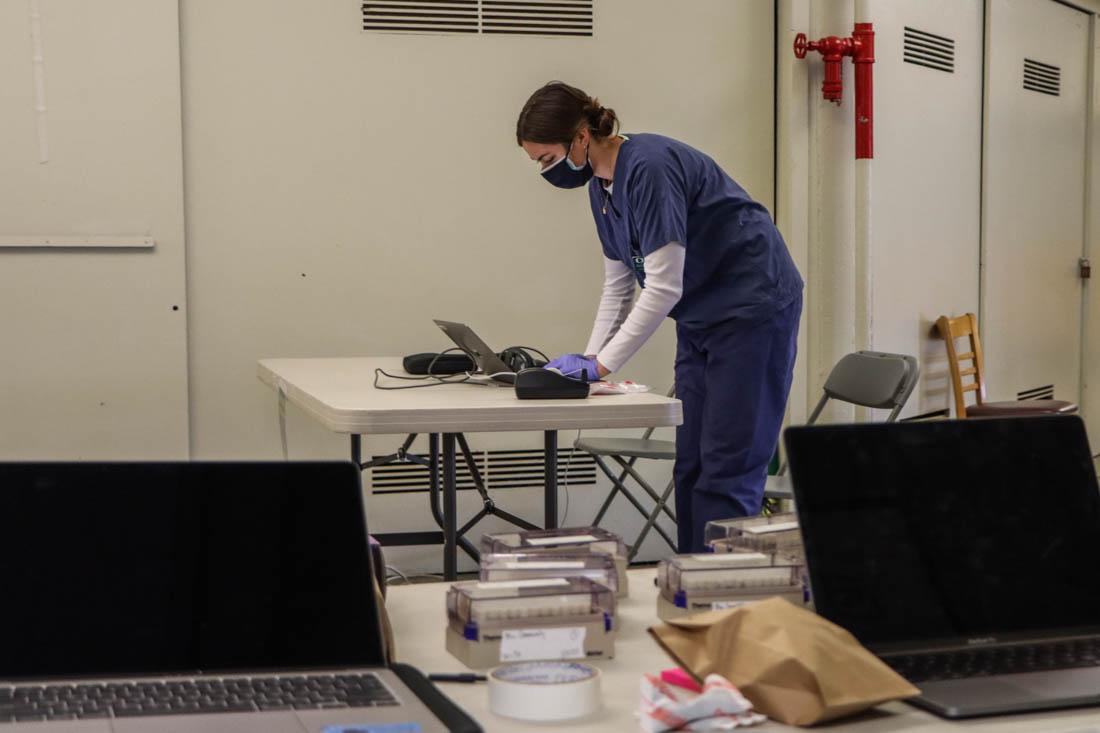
[
  {"xmin": 432, "ymin": 320, "xmax": 516, "ymax": 385},
  {"xmin": 0, "ymin": 461, "xmax": 481, "ymax": 732},
  {"xmin": 785, "ymin": 416, "xmax": 1100, "ymax": 719}
]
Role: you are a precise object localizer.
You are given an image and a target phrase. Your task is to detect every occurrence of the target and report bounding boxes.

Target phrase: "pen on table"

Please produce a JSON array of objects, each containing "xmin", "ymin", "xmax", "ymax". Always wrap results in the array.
[{"xmin": 428, "ymin": 673, "xmax": 487, "ymax": 684}]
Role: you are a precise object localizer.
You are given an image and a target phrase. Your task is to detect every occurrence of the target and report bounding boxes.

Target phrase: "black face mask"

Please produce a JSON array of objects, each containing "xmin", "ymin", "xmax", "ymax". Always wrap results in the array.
[{"xmin": 540, "ymin": 139, "xmax": 593, "ymax": 189}]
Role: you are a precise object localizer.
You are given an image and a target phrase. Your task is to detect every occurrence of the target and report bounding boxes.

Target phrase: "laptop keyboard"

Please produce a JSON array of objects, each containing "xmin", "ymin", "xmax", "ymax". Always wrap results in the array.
[
  {"xmin": 885, "ymin": 639, "xmax": 1100, "ymax": 683},
  {"xmin": 0, "ymin": 673, "xmax": 397, "ymax": 723}
]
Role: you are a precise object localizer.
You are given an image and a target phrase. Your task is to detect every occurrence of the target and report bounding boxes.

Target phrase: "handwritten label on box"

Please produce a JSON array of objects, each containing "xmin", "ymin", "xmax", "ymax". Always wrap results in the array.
[{"xmin": 499, "ymin": 627, "xmax": 587, "ymax": 662}]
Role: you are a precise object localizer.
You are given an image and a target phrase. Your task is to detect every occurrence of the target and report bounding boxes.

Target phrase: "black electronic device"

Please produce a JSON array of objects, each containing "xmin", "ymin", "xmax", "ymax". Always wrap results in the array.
[
  {"xmin": 0, "ymin": 462, "xmax": 481, "ymax": 732},
  {"xmin": 786, "ymin": 416, "xmax": 1100, "ymax": 720},
  {"xmin": 514, "ymin": 367, "xmax": 591, "ymax": 400},
  {"xmin": 403, "ymin": 352, "xmax": 476, "ymax": 375}
]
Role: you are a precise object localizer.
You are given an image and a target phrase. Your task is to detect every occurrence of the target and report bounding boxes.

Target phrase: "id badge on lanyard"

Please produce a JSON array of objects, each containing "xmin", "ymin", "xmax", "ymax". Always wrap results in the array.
[{"xmin": 630, "ymin": 241, "xmax": 646, "ymax": 287}]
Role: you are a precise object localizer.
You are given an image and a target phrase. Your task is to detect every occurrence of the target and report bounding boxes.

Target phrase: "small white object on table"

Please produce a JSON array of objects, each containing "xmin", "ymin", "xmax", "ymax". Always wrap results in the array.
[{"xmin": 385, "ymin": 567, "xmax": 1100, "ymax": 732}]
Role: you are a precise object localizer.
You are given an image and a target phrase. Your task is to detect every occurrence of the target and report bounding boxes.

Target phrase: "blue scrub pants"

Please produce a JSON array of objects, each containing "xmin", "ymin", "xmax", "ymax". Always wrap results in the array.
[{"xmin": 673, "ymin": 294, "xmax": 801, "ymax": 552}]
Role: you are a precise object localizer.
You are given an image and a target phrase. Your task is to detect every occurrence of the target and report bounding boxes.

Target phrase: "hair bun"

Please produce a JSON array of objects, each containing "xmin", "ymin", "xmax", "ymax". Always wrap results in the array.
[{"xmin": 585, "ymin": 97, "xmax": 618, "ymax": 139}]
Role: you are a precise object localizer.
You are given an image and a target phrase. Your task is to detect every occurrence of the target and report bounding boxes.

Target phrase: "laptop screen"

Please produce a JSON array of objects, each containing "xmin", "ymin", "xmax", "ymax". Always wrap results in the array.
[
  {"xmin": 786, "ymin": 417, "xmax": 1100, "ymax": 650},
  {"xmin": 0, "ymin": 462, "xmax": 385, "ymax": 679}
]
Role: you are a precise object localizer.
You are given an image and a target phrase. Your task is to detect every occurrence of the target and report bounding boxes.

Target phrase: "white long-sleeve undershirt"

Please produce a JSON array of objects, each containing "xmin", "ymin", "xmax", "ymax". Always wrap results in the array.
[
  {"xmin": 584, "ymin": 242, "xmax": 686, "ymax": 373},
  {"xmin": 583, "ymin": 257, "xmax": 635, "ymax": 357}
]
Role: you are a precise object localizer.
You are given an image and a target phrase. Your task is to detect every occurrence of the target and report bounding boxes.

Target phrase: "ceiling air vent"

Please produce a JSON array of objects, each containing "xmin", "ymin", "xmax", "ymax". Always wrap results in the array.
[
  {"xmin": 362, "ymin": 0, "xmax": 593, "ymax": 37},
  {"xmin": 1017, "ymin": 384, "xmax": 1055, "ymax": 401},
  {"xmin": 903, "ymin": 26, "xmax": 955, "ymax": 73},
  {"xmin": 370, "ymin": 448, "xmax": 596, "ymax": 494},
  {"xmin": 1023, "ymin": 58, "xmax": 1061, "ymax": 96}
]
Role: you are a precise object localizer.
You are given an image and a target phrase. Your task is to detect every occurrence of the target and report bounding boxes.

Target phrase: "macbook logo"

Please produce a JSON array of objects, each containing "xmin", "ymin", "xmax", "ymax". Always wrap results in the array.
[{"xmin": 966, "ymin": 636, "xmax": 997, "ymax": 646}]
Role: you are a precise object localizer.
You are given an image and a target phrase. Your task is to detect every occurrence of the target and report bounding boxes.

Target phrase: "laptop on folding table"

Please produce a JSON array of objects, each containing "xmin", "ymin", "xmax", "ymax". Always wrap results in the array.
[
  {"xmin": 0, "ymin": 462, "xmax": 481, "ymax": 733},
  {"xmin": 786, "ymin": 416, "xmax": 1100, "ymax": 719},
  {"xmin": 432, "ymin": 320, "xmax": 516, "ymax": 385}
]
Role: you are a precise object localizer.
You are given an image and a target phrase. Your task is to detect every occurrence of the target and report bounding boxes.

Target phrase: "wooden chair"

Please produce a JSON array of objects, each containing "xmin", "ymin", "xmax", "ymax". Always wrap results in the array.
[{"xmin": 934, "ymin": 313, "xmax": 1077, "ymax": 418}]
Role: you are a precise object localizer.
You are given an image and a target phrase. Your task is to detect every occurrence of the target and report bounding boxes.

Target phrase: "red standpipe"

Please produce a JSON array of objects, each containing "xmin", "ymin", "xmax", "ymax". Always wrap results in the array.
[{"xmin": 793, "ymin": 23, "xmax": 875, "ymax": 159}]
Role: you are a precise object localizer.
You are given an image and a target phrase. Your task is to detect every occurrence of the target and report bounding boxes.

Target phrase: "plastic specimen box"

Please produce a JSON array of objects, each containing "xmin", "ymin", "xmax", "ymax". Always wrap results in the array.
[
  {"xmin": 445, "ymin": 577, "xmax": 617, "ymax": 668},
  {"xmin": 656, "ymin": 551, "xmax": 807, "ymax": 620},
  {"xmin": 479, "ymin": 527, "xmax": 629, "ymax": 596}
]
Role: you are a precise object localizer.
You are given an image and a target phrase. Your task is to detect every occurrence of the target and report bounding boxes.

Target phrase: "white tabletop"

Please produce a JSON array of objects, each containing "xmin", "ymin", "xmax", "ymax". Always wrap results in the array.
[
  {"xmin": 386, "ymin": 567, "xmax": 1100, "ymax": 733},
  {"xmin": 258, "ymin": 357, "xmax": 683, "ymax": 435}
]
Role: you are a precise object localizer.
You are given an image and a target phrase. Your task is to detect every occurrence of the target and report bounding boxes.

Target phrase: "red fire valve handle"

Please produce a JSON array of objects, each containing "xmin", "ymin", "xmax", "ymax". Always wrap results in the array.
[{"xmin": 793, "ymin": 33, "xmax": 808, "ymax": 59}]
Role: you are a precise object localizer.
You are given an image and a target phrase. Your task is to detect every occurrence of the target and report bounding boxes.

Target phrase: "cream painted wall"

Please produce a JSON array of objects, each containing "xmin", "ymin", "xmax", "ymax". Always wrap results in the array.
[
  {"xmin": 982, "ymin": 0, "xmax": 1090, "ymax": 409},
  {"xmin": 866, "ymin": 0, "xmax": 983, "ymax": 418},
  {"xmin": 179, "ymin": 0, "xmax": 777, "ymax": 570},
  {"xmin": 776, "ymin": 0, "xmax": 812, "ymax": 426},
  {"xmin": 802, "ymin": 0, "xmax": 858, "ymax": 423},
  {"xmin": 1083, "ymin": 14, "xmax": 1100, "ymax": 441},
  {"xmin": 0, "ymin": 0, "xmax": 189, "ymax": 459}
]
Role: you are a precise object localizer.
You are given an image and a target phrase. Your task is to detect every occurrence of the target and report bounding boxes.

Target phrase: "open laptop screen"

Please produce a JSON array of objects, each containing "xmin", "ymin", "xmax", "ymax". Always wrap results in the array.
[
  {"xmin": 0, "ymin": 462, "xmax": 384, "ymax": 679},
  {"xmin": 786, "ymin": 417, "xmax": 1100, "ymax": 650}
]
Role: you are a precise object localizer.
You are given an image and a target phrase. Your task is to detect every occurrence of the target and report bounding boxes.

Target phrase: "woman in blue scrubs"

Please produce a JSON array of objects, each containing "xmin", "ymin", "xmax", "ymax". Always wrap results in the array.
[{"xmin": 516, "ymin": 81, "xmax": 803, "ymax": 552}]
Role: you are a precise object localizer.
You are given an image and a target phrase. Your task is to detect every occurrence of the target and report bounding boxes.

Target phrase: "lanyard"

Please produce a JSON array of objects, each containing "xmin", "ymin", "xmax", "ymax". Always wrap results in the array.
[
  {"xmin": 599, "ymin": 181, "xmax": 643, "ymax": 284},
  {"xmin": 601, "ymin": 187, "xmax": 615, "ymax": 216}
]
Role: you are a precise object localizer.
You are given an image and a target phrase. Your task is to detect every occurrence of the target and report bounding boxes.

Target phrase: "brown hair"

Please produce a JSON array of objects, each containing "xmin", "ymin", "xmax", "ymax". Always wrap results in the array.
[{"xmin": 515, "ymin": 81, "xmax": 619, "ymax": 147}]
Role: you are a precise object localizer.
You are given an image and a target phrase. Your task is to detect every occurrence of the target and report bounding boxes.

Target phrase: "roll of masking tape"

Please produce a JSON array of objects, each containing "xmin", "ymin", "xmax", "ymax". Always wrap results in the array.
[{"xmin": 488, "ymin": 662, "xmax": 602, "ymax": 722}]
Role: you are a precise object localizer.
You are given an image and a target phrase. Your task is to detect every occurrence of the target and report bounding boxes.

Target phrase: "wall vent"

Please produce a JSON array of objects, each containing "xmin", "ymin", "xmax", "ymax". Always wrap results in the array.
[
  {"xmin": 1017, "ymin": 384, "xmax": 1055, "ymax": 401},
  {"xmin": 482, "ymin": 1, "xmax": 593, "ymax": 36},
  {"xmin": 903, "ymin": 26, "xmax": 955, "ymax": 73},
  {"xmin": 362, "ymin": 1, "xmax": 479, "ymax": 34},
  {"xmin": 370, "ymin": 448, "xmax": 596, "ymax": 494},
  {"xmin": 362, "ymin": 1, "xmax": 593, "ymax": 37},
  {"xmin": 1023, "ymin": 58, "xmax": 1061, "ymax": 96}
]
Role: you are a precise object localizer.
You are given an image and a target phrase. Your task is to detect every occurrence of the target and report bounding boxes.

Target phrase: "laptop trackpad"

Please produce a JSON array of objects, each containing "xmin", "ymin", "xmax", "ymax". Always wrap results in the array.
[
  {"xmin": 1003, "ymin": 667, "xmax": 1100, "ymax": 698},
  {"xmin": 112, "ymin": 712, "xmax": 306, "ymax": 733},
  {"xmin": 920, "ymin": 668, "xmax": 1100, "ymax": 716}
]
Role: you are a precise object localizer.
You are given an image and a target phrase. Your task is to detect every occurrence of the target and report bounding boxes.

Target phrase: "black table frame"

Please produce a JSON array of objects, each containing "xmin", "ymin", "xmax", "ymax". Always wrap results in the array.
[{"xmin": 351, "ymin": 431, "xmax": 560, "ymax": 581}]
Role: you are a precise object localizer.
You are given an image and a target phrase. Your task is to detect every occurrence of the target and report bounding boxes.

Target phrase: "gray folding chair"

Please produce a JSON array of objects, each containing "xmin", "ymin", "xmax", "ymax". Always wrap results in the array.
[
  {"xmin": 764, "ymin": 350, "xmax": 920, "ymax": 501},
  {"xmin": 574, "ymin": 385, "xmax": 678, "ymax": 561}
]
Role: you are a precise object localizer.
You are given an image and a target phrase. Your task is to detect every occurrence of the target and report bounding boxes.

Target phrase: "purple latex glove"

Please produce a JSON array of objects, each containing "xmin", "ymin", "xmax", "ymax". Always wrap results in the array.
[{"xmin": 545, "ymin": 353, "xmax": 600, "ymax": 381}]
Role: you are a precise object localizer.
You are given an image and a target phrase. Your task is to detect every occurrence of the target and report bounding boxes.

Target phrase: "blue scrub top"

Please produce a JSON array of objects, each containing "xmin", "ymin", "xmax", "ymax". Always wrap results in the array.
[{"xmin": 588, "ymin": 133, "xmax": 803, "ymax": 331}]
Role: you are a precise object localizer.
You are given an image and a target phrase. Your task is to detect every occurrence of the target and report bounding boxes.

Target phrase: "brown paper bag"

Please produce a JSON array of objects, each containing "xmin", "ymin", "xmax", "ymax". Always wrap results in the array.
[{"xmin": 648, "ymin": 597, "xmax": 919, "ymax": 726}]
